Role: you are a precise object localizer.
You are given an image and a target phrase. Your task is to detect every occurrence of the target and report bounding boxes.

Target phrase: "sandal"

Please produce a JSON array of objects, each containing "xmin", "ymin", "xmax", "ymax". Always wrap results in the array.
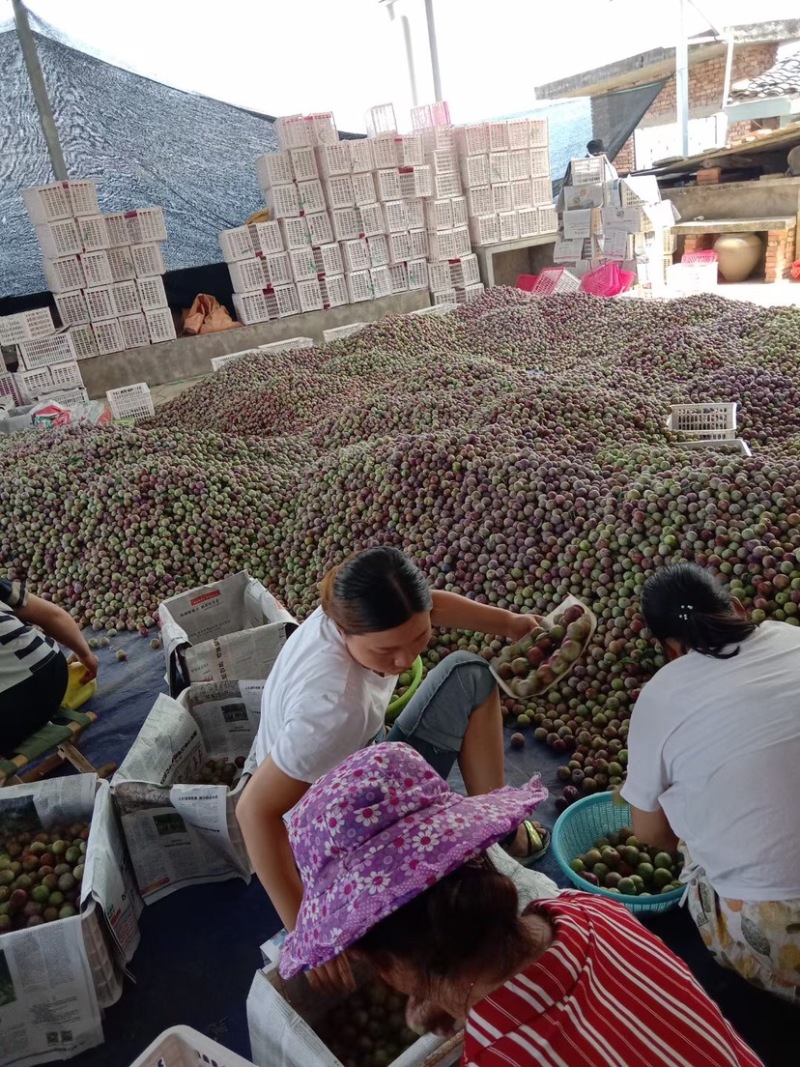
[{"xmin": 502, "ymin": 820, "xmax": 551, "ymax": 867}]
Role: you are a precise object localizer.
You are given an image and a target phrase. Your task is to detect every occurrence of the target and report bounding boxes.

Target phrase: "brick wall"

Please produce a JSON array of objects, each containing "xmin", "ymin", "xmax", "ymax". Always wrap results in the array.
[
  {"xmin": 614, "ymin": 136, "xmax": 636, "ymax": 173},
  {"xmin": 682, "ymin": 223, "xmax": 796, "ymax": 283}
]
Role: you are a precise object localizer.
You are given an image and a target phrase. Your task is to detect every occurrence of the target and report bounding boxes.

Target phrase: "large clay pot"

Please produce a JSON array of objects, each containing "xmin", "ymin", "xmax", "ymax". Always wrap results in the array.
[{"xmin": 713, "ymin": 232, "xmax": 763, "ymax": 283}]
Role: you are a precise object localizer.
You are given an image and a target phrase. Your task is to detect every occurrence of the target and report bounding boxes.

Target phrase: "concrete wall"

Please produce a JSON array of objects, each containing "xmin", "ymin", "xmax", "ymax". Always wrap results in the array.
[{"xmin": 79, "ymin": 290, "xmax": 430, "ymax": 398}]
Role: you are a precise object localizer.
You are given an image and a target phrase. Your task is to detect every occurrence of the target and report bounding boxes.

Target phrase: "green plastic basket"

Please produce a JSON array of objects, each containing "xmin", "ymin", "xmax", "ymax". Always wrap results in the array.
[
  {"xmin": 552, "ymin": 793, "xmax": 684, "ymax": 915},
  {"xmin": 385, "ymin": 656, "xmax": 423, "ymax": 721}
]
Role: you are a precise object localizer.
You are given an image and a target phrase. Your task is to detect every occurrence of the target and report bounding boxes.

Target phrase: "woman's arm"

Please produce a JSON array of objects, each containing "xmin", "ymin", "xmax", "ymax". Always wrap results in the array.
[
  {"xmin": 16, "ymin": 594, "xmax": 99, "ymax": 679},
  {"xmin": 236, "ymin": 756, "xmax": 310, "ymax": 930},
  {"xmin": 430, "ymin": 590, "xmax": 538, "ymax": 640},
  {"xmin": 629, "ymin": 804, "xmax": 680, "ymax": 852}
]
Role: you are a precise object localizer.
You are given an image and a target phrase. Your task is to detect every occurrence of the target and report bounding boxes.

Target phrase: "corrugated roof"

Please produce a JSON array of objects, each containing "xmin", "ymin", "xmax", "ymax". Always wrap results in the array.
[{"xmin": 729, "ymin": 47, "xmax": 800, "ymax": 100}]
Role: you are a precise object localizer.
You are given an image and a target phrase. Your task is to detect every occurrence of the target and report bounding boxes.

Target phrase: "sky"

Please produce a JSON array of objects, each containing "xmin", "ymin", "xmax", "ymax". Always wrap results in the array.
[{"xmin": 1, "ymin": 0, "xmax": 799, "ymax": 130}]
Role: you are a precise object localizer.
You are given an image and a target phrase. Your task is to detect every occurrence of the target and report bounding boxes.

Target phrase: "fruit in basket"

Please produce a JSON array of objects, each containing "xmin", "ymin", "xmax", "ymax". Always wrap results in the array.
[
  {"xmin": 490, "ymin": 601, "xmax": 593, "ymax": 699},
  {"xmin": 316, "ymin": 979, "xmax": 419, "ymax": 1066},
  {"xmin": 571, "ymin": 830, "xmax": 683, "ymax": 897},
  {"xmin": 0, "ymin": 822, "xmax": 90, "ymax": 935}
]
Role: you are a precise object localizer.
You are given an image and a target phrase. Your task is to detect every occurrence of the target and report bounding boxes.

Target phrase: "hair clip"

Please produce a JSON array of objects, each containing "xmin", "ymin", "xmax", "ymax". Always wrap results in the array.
[{"xmin": 677, "ymin": 603, "xmax": 694, "ymax": 623}]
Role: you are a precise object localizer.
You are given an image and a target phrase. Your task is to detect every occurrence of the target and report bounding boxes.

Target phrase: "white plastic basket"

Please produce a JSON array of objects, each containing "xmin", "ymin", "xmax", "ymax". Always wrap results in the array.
[
  {"xmin": 401, "ymin": 134, "xmax": 425, "ymax": 166},
  {"xmin": 399, "ymin": 165, "xmax": 433, "ymax": 199},
  {"xmin": 511, "ymin": 179, "xmax": 533, "ymax": 209},
  {"xmin": 457, "ymin": 282, "xmax": 485, "ymax": 303},
  {"xmin": 309, "ymin": 112, "xmax": 337, "ymax": 146},
  {"xmin": 256, "ymin": 151, "xmax": 293, "ymax": 189},
  {"xmin": 18, "ymin": 330, "xmax": 77, "ymax": 369},
  {"xmin": 125, "ymin": 207, "xmax": 168, "ymax": 244},
  {"xmin": 352, "ymin": 171, "xmax": 376, "ymax": 206},
  {"xmin": 492, "ymin": 183, "xmax": 512, "ymax": 214},
  {"xmin": 347, "ymin": 270, "xmax": 373, "ymax": 303},
  {"xmin": 232, "ymin": 291, "xmax": 270, "ymax": 325},
  {"xmin": 489, "ymin": 122, "xmax": 510, "ymax": 152},
  {"xmin": 137, "ymin": 276, "xmax": 169, "ymax": 311},
  {"xmin": 457, "ymin": 123, "xmax": 490, "ymax": 155},
  {"xmin": 539, "ymin": 204, "xmax": 558, "ymax": 234},
  {"xmin": 296, "ymin": 278, "xmax": 324, "ymax": 312},
  {"xmin": 78, "ymin": 214, "xmax": 110, "ymax": 252},
  {"xmin": 146, "ymin": 307, "xmax": 177, "ymax": 343},
  {"xmin": 36, "ymin": 219, "xmax": 82, "ymax": 257},
  {"xmin": 107, "ymin": 382, "xmax": 155, "ymax": 422},
  {"xmin": 210, "ymin": 349, "xmax": 260, "ymax": 372},
  {"xmin": 112, "ymin": 280, "xmax": 142, "ymax": 317},
  {"xmin": 271, "ymin": 283, "xmax": 301, "ymax": 318},
  {"xmin": 54, "ymin": 290, "xmax": 89, "ymax": 327},
  {"xmin": 529, "ymin": 119, "xmax": 549, "ymax": 148},
  {"xmin": 49, "ymin": 360, "xmax": 84, "ymax": 390},
  {"xmin": 407, "ymin": 258, "xmax": 429, "ymax": 290},
  {"xmin": 370, "ymin": 135, "xmax": 402, "ymax": 169},
  {"xmin": 427, "ymin": 228, "xmax": 459, "ymax": 261},
  {"xmin": 433, "ymin": 148, "xmax": 458, "ymax": 174},
  {"xmin": 297, "ymin": 179, "xmax": 326, "ymax": 214},
  {"xmin": 388, "ymin": 231, "xmax": 410, "ymax": 264},
  {"xmin": 305, "ymin": 212, "xmax": 333, "ymax": 246},
  {"xmin": 85, "ymin": 285, "xmax": 116, "ymax": 323},
  {"xmin": 259, "ymin": 337, "xmax": 315, "ymax": 354},
  {"xmin": 507, "ymin": 118, "xmax": 530, "ymax": 151},
  {"xmin": 408, "ymin": 229, "xmax": 428, "ymax": 259},
  {"xmin": 425, "ymin": 199, "xmax": 453, "ymax": 231},
  {"xmin": 68, "ymin": 323, "xmax": 99, "ymax": 360},
  {"xmin": 531, "ymin": 177, "xmax": 552, "ymax": 207},
  {"xmin": 333, "ymin": 207, "xmax": 362, "ymax": 241},
  {"xmin": 449, "ymin": 254, "xmax": 480, "ymax": 288},
  {"xmin": 276, "ymin": 115, "xmax": 313, "ymax": 151},
  {"xmin": 342, "ymin": 238, "xmax": 371, "ymax": 273},
  {"xmin": 666, "ymin": 403, "xmax": 737, "ymax": 440},
  {"xmin": 349, "ymin": 138, "xmax": 373, "ymax": 173},
  {"xmin": 263, "ymin": 252, "xmax": 292, "ymax": 287},
  {"xmin": 366, "ymin": 103, "xmax": 397, "ymax": 137},
  {"xmin": 106, "ymin": 246, "xmax": 135, "ymax": 282},
  {"xmin": 498, "ymin": 210, "xmax": 520, "ymax": 242},
  {"xmin": 323, "ymin": 322, "xmax": 366, "ymax": 343},
  {"xmin": 19, "ymin": 367, "xmax": 53, "ymax": 402},
  {"xmin": 290, "ymin": 147, "xmax": 319, "ymax": 182},
  {"xmin": 376, "ymin": 169, "xmax": 402, "ymax": 202},
  {"xmin": 119, "ymin": 312, "xmax": 151, "ymax": 349},
  {"xmin": 316, "ymin": 142, "xmax": 351, "ymax": 178},
  {"xmin": 229, "ymin": 257, "xmax": 269, "ymax": 294},
  {"xmin": 508, "ymin": 150, "xmax": 531, "ymax": 181},
  {"xmin": 370, "ymin": 265, "xmax": 393, "ymax": 299},
  {"xmin": 530, "ymin": 147, "xmax": 550, "ymax": 177},
  {"xmin": 319, "ymin": 274, "xmax": 349, "ymax": 308},
  {"xmin": 518, "ymin": 206, "xmax": 540, "ymax": 238},
  {"xmin": 428, "ymin": 261, "xmax": 452, "ymax": 293},
  {"xmin": 23, "ymin": 182, "xmax": 72, "ymax": 224},
  {"xmin": 0, "ymin": 307, "xmax": 56, "ymax": 345},
  {"xmin": 104, "ymin": 212, "xmax": 131, "ymax": 247},
  {"xmin": 489, "ymin": 152, "xmax": 510, "ymax": 184},
  {"xmin": 92, "ymin": 318, "xmax": 126, "ymax": 355},
  {"xmin": 289, "ymin": 248, "xmax": 319, "ymax": 282},
  {"xmin": 432, "ymin": 287, "xmax": 458, "ymax": 307},
  {"xmin": 43, "ymin": 255, "xmax": 86, "ymax": 293},
  {"xmin": 219, "ymin": 226, "xmax": 256, "ymax": 263},
  {"xmin": 266, "ymin": 183, "xmax": 301, "ymax": 219},
  {"xmin": 325, "ymin": 174, "xmax": 355, "ymax": 210},
  {"xmin": 251, "ymin": 220, "xmax": 284, "ymax": 255},
  {"xmin": 389, "ymin": 261, "xmax": 408, "ymax": 293},
  {"xmin": 366, "ymin": 234, "xmax": 389, "ymax": 267},
  {"xmin": 469, "ymin": 214, "xmax": 499, "ymax": 246},
  {"xmin": 383, "ymin": 201, "xmax": 408, "ymax": 233},
  {"xmin": 132, "ymin": 243, "xmax": 166, "ymax": 277},
  {"xmin": 434, "ymin": 171, "xmax": 463, "ymax": 199},
  {"xmin": 81, "ymin": 249, "xmax": 115, "ymax": 286},
  {"xmin": 451, "ymin": 196, "xmax": 468, "ymax": 228},
  {"xmin": 280, "ymin": 216, "xmax": 311, "ymax": 250},
  {"xmin": 313, "ymin": 243, "xmax": 344, "ymax": 277},
  {"xmin": 466, "ymin": 187, "xmax": 491, "ymax": 218},
  {"xmin": 45, "ymin": 386, "xmax": 89, "ymax": 407},
  {"xmin": 404, "ymin": 198, "xmax": 425, "ymax": 230}
]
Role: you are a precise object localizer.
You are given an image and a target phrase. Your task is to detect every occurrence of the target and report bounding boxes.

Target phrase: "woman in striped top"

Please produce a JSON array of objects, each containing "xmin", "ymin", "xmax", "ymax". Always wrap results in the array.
[{"xmin": 0, "ymin": 577, "xmax": 98, "ymax": 754}]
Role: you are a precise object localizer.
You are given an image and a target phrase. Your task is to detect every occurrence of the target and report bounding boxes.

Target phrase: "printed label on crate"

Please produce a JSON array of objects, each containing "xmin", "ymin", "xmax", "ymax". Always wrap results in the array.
[
  {"xmin": 562, "ymin": 208, "xmax": 593, "ymax": 240},
  {"xmin": 602, "ymin": 229, "xmax": 631, "ymax": 262},
  {"xmin": 553, "ymin": 238, "xmax": 584, "ymax": 263},
  {"xmin": 561, "ymin": 182, "xmax": 605, "ymax": 211}
]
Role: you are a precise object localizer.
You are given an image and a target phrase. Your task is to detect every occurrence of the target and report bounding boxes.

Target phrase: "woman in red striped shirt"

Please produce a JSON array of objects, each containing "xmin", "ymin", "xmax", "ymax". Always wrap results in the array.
[{"xmin": 278, "ymin": 743, "xmax": 762, "ymax": 1067}]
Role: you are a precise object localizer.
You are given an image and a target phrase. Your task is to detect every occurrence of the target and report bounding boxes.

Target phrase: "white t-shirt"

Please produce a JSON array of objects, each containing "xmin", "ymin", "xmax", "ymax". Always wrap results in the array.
[
  {"xmin": 254, "ymin": 606, "xmax": 397, "ymax": 784},
  {"xmin": 621, "ymin": 622, "xmax": 800, "ymax": 901}
]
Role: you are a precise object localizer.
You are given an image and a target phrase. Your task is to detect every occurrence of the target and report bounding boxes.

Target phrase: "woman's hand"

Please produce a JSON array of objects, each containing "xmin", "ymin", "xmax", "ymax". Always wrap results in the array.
[
  {"xmin": 69, "ymin": 650, "xmax": 99, "ymax": 682},
  {"xmin": 305, "ymin": 951, "xmax": 357, "ymax": 996},
  {"xmin": 505, "ymin": 612, "xmax": 543, "ymax": 642},
  {"xmin": 406, "ymin": 994, "xmax": 459, "ymax": 1037}
]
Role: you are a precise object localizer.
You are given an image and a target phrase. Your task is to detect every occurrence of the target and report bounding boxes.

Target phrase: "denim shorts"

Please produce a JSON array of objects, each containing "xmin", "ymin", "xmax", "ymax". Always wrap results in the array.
[{"xmin": 385, "ymin": 650, "xmax": 496, "ymax": 779}]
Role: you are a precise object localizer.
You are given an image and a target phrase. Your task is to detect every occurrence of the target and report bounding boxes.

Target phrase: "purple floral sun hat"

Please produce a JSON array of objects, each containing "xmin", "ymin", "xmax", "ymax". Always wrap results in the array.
[{"xmin": 279, "ymin": 741, "xmax": 547, "ymax": 979}]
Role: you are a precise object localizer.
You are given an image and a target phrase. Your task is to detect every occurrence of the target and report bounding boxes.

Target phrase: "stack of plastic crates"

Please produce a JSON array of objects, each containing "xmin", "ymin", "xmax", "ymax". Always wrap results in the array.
[
  {"xmin": 106, "ymin": 382, "xmax": 155, "ymax": 423},
  {"xmin": 666, "ymin": 402, "xmax": 751, "ymax": 457}
]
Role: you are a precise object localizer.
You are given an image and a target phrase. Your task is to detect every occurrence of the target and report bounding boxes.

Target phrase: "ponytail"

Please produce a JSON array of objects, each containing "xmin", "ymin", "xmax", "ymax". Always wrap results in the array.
[{"xmin": 319, "ymin": 547, "xmax": 432, "ymax": 635}]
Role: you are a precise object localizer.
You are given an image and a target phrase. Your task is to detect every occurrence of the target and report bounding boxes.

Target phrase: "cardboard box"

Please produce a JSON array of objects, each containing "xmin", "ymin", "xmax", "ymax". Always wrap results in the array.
[
  {"xmin": 562, "ymin": 208, "xmax": 593, "ymax": 240},
  {"xmin": 553, "ymin": 238, "xmax": 585, "ymax": 263},
  {"xmin": 559, "ymin": 182, "xmax": 605, "ymax": 211}
]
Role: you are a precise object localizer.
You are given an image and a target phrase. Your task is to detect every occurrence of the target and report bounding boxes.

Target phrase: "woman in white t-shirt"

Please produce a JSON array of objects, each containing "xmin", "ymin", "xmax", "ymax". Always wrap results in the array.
[
  {"xmin": 622, "ymin": 562, "xmax": 800, "ymax": 1001},
  {"xmin": 237, "ymin": 546, "xmax": 550, "ymax": 992}
]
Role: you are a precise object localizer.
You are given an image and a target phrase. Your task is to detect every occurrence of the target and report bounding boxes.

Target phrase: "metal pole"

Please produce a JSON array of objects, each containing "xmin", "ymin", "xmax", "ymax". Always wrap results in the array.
[
  {"xmin": 12, "ymin": 0, "xmax": 68, "ymax": 180},
  {"xmin": 721, "ymin": 31, "xmax": 734, "ymax": 109},
  {"xmin": 675, "ymin": 0, "xmax": 690, "ymax": 157},
  {"xmin": 424, "ymin": 0, "xmax": 443, "ymax": 103},
  {"xmin": 401, "ymin": 15, "xmax": 419, "ymax": 108}
]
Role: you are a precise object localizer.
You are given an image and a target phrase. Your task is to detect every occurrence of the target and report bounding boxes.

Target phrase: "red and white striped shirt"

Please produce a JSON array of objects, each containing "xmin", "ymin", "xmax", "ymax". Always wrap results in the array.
[{"xmin": 463, "ymin": 892, "xmax": 762, "ymax": 1067}]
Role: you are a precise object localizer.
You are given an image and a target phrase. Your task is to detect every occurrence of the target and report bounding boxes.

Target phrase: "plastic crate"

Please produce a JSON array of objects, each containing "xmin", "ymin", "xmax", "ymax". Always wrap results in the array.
[
  {"xmin": 517, "ymin": 206, "xmax": 540, "ymax": 238},
  {"xmin": 349, "ymin": 138, "xmax": 373, "ymax": 173},
  {"xmin": 92, "ymin": 318, "xmax": 126, "ymax": 354},
  {"xmin": 36, "ymin": 219, "xmax": 82, "ymax": 257},
  {"xmin": 251, "ymin": 220, "xmax": 284, "ymax": 256},
  {"xmin": 428, "ymin": 261, "xmax": 452, "ymax": 293},
  {"xmin": 389, "ymin": 261, "xmax": 408, "ymax": 293},
  {"xmin": 300, "ymin": 211, "xmax": 329, "ymax": 247},
  {"xmin": 333, "ymin": 207, "xmax": 362, "ymax": 242},
  {"xmin": 489, "ymin": 122, "xmax": 510, "ymax": 152},
  {"xmin": 85, "ymin": 285, "xmax": 116, "ymax": 322},
  {"xmin": 129, "ymin": 1024, "xmax": 256, "ymax": 1067},
  {"xmin": 54, "ymin": 290, "xmax": 89, "ymax": 327},
  {"xmin": 146, "ymin": 307, "xmax": 177, "ymax": 343},
  {"xmin": 320, "ymin": 274, "xmax": 349, "ymax": 308},
  {"xmin": 469, "ymin": 214, "xmax": 498, "ymax": 246},
  {"xmin": 324, "ymin": 174, "xmax": 355, "ymax": 210},
  {"xmin": 104, "ymin": 212, "xmax": 130, "ymax": 248},
  {"xmin": 106, "ymin": 246, "xmax": 135, "ymax": 282},
  {"xmin": 420, "ymin": 124, "xmax": 455, "ymax": 154},
  {"xmin": 529, "ymin": 119, "xmax": 548, "ymax": 147},
  {"xmin": 530, "ymin": 147, "xmax": 550, "ymax": 177},
  {"xmin": 666, "ymin": 402, "xmax": 737, "ymax": 440},
  {"xmin": 276, "ymin": 115, "xmax": 313, "ymax": 151},
  {"xmin": 297, "ymin": 179, "xmax": 326, "ymax": 214},
  {"xmin": 432, "ymin": 287, "xmax": 458, "ymax": 307},
  {"xmin": 449, "ymin": 254, "xmax": 480, "ymax": 288},
  {"xmin": 19, "ymin": 367, "xmax": 53, "ymax": 402},
  {"xmin": 290, "ymin": 147, "xmax": 318, "ymax": 182},
  {"xmin": 137, "ymin": 276, "xmax": 169, "ymax": 311},
  {"xmin": 427, "ymin": 229, "xmax": 459, "ymax": 261},
  {"xmin": 376, "ymin": 169, "xmax": 402, "ymax": 202},
  {"xmin": 450, "ymin": 197, "xmax": 468, "ymax": 228},
  {"xmin": 18, "ymin": 330, "xmax": 77, "ymax": 369},
  {"xmin": 210, "ymin": 349, "xmax": 259, "ymax": 372},
  {"xmin": 539, "ymin": 204, "xmax": 558, "ymax": 234},
  {"xmin": 0, "ymin": 372, "xmax": 22, "ymax": 406},
  {"xmin": 580, "ymin": 261, "xmax": 627, "ymax": 297},
  {"xmin": 460, "ymin": 155, "xmax": 488, "ymax": 191},
  {"xmin": 533, "ymin": 267, "xmax": 581, "ymax": 295},
  {"xmin": 255, "ymin": 151, "xmax": 293, "ymax": 189},
  {"xmin": 351, "ymin": 171, "xmax": 376, "ymax": 207},
  {"xmin": 229, "ymin": 257, "xmax": 268, "ymax": 293},
  {"xmin": 552, "ymin": 795, "xmax": 683, "ymax": 916},
  {"xmin": 68, "ymin": 323, "xmax": 99, "ymax": 360},
  {"xmin": 400, "ymin": 134, "xmax": 425, "ymax": 166},
  {"xmin": 279, "ymin": 216, "xmax": 311, "ymax": 250},
  {"xmin": 433, "ymin": 148, "xmax": 458, "ymax": 174},
  {"xmin": 370, "ymin": 136, "xmax": 402, "ymax": 170},
  {"xmin": 383, "ymin": 201, "xmax": 408, "ymax": 233},
  {"xmin": 271, "ymin": 283, "xmax": 300, "ymax": 318},
  {"xmin": 404, "ymin": 198, "xmax": 425, "ymax": 230},
  {"xmin": 407, "ymin": 258, "xmax": 429, "ymax": 290},
  {"xmin": 125, "ymin": 207, "xmax": 167, "ymax": 244},
  {"xmin": 323, "ymin": 322, "xmax": 366, "ymax": 343},
  {"xmin": 49, "ymin": 360, "xmax": 84, "ymax": 390},
  {"xmin": 342, "ymin": 238, "xmax": 371, "ymax": 273},
  {"xmin": 297, "ymin": 278, "xmax": 324, "ymax": 313},
  {"xmin": 107, "ymin": 382, "xmax": 154, "ymax": 422},
  {"xmin": 263, "ymin": 252, "xmax": 292, "ymax": 287},
  {"xmin": 435, "ymin": 171, "xmax": 463, "ymax": 199},
  {"xmin": 232, "ymin": 291, "xmax": 269, "ymax": 325},
  {"xmin": 0, "ymin": 307, "xmax": 55, "ymax": 345},
  {"xmin": 408, "ymin": 229, "xmax": 428, "ymax": 258},
  {"xmin": 387, "ymin": 231, "xmax": 410, "ymax": 265},
  {"xmin": 42, "ymin": 254, "xmax": 85, "ymax": 293},
  {"xmin": 288, "ymin": 248, "xmax": 318, "ymax": 282},
  {"xmin": 266, "ymin": 183, "xmax": 301, "ymax": 219},
  {"xmin": 505, "ymin": 118, "xmax": 529, "ymax": 151},
  {"xmin": 492, "ymin": 183, "xmax": 512, "ymax": 214},
  {"xmin": 466, "ymin": 187, "xmax": 492, "ymax": 218},
  {"xmin": 132, "ymin": 243, "xmax": 166, "ymax": 277},
  {"xmin": 45, "ymin": 386, "xmax": 89, "ymax": 408},
  {"xmin": 457, "ymin": 123, "xmax": 490, "ymax": 155},
  {"xmin": 23, "ymin": 182, "xmax": 72, "ymax": 224},
  {"xmin": 366, "ymin": 103, "xmax": 397, "ymax": 137},
  {"xmin": 313, "ymin": 242, "xmax": 344, "ymax": 277},
  {"xmin": 119, "ymin": 312, "xmax": 151, "ymax": 349},
  {"xmin": 346, "ymin": 270, "xmax": 373, "ymax": 303},
  {"xmin": 425, "ymin": 198, "xmax": 453, "ymax": 231},
  {"xmin": 316, "ymin": 142, "xmax": 351, "ymax": 178},
  {"xmin": 399, "ymin": 165, "xmax": 433, "ymax": 199},
  {"xmin": 530, "ymin": 177, "xmax": 552, "ymax": 207},
  {"xmin": 78, "ymin": 214, "xmax": 110, "ymax": 252},
  {"xmin": 309, "ymin": 112, "xmax": 337, "ymax": 146},
  {"xmin": 456, "ymin": 282, "xmax": 485, "ymax": 304},
  {"xmin": 666, "ymin": 261, "xmax": 718, "ymax": 291},
  {"xmin": 509, "ymin": 180, "xmax": 532, "ymax": 211},
  {"xmin": 489, "ymin": 152, "xmax": 510, "ymax": 184},
  {"xmin": 366, "ymin": 234, "xmax": 389, "ymax": 267},
  {"xmin": 570, "ymin": 157, "xmax": 604, "ymax": 184},
  {"xmin": 219, "ymin": 226, "xmax": 256, "ymax": 263},
  {"xmin": 681, "ymin": 249, "xmax": 718, "ymax": 265},
  {"xmin": 260, "ymin": 337, "xmax": 315, "ymax": 356}
]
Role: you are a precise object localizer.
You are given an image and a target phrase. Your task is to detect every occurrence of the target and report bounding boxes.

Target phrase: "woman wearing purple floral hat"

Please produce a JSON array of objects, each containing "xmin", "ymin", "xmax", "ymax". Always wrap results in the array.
[{"xmin": 278, "ymin": 742, "xmax": 763, "ymax": 1067}]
